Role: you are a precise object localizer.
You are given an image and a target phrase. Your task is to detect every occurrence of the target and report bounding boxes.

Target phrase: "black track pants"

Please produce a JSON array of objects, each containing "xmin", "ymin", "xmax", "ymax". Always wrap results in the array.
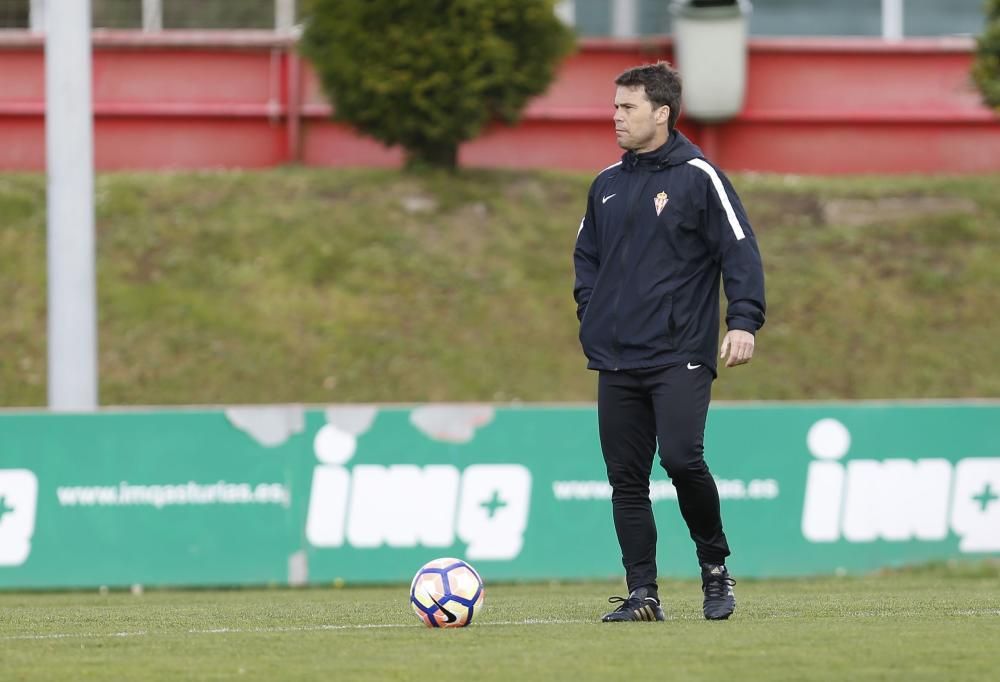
[{"xmin": 597, "ymin": 364, "xmax": 730, "ymax": 593}]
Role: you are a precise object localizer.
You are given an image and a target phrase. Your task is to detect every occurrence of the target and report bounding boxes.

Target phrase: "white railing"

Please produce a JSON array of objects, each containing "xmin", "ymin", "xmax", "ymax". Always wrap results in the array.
[
  {"xmin": 141, "ymin": 0, "xmax": 161, "ymax": 32},
  {"xmin": 2, "ymin": 0, "xmax": 967, "ymax": 42},
  {"xmin": 881, "ymin": 0, "xmax": 904, "ymax": 42},
  {"xmin": 21, "ymin": 0, "xmax": 297, "ymax": 33}
]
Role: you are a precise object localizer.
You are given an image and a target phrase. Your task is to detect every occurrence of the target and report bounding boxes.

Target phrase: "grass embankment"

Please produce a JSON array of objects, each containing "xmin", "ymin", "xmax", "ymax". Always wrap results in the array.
[
  {"xmin": 1, "ymin": 169, "xmax": 997, "ymax": 406},
  {"xmin": 1, "ymin": 566, "xmax": 998, "ymax": 681}
]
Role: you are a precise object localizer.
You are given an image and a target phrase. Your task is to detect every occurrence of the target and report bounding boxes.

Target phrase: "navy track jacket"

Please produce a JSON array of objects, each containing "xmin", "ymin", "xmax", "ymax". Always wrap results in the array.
[{"xmin": 573, "ymin": 131, "xmax": 766, "ymax": 375}]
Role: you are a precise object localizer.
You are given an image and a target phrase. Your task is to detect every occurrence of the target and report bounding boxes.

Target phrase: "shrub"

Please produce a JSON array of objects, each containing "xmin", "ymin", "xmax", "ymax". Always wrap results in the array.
[
  {"xmin": 299, "ymin": 0, "xmax": 575, "ymax": 169},
  {"xmin": 972, "ymin": 0, "xmax": 1000, "ymax": 110}
]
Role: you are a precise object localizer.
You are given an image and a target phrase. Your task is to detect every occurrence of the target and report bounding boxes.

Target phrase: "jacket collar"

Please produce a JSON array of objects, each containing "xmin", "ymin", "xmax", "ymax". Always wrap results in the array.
[{"xmin": 621, "ymin": 130, "xmax": 704, "ymax": 172}]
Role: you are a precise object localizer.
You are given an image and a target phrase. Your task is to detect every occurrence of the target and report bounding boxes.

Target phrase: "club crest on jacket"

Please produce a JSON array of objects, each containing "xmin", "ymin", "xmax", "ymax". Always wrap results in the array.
[{"xmin": 654, "ymin": 191, "xmax": 669, "ymax": 216}]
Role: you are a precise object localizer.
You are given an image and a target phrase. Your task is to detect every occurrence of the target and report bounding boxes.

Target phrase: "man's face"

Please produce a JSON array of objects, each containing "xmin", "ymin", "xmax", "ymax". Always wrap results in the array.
[{"xmin": 613, "ymin": 85, "xmax": 668, "ymax": 153}]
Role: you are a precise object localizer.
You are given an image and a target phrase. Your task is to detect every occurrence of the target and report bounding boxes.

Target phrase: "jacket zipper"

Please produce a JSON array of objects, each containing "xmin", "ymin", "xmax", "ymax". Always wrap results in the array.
[{"xmin": 610, "ymin": 168, "xmax": 653, "ymax": 370}]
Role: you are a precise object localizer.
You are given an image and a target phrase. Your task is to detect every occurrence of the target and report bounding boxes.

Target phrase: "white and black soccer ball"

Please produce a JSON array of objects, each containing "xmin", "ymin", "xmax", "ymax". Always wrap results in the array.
[{"xmin": 410, "ymin": 557, "xmax": 485, "ymax": 628}]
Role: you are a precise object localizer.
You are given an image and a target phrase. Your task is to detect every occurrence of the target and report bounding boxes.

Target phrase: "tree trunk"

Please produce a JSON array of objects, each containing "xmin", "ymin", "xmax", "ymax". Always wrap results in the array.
[{"xmin": 406, "ymin": 143, "xmax": 458, "ymax": 171}]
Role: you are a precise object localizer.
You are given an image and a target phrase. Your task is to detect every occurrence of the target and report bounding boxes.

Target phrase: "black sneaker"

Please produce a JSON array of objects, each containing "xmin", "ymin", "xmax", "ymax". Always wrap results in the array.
[
  {"xmin": 601, "ymin": 586, "xmax": 665, "ymax": 622},
  {"xmin": 701, "ymin": 563, "xmax": 736, "ymax": 620}
]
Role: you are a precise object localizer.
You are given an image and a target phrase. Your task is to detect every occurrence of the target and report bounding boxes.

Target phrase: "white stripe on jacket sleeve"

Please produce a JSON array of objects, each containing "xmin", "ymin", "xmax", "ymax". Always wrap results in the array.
[{"xmin": 687, "ymin": 158, "xmax": 746, "ymax": 241}]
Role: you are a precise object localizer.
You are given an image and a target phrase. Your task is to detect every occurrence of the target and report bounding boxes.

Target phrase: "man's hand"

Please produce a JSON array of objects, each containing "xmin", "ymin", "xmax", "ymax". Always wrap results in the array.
[{"xmin": 720, "ymin": 330, "xmax": 755, "ymax": 368}]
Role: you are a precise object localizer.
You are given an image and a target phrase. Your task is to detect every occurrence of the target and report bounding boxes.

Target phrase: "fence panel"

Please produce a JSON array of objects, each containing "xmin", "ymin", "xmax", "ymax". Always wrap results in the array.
[{"xmin": 0, "ymin": 402, "xmax": 997, "ymax": 589}]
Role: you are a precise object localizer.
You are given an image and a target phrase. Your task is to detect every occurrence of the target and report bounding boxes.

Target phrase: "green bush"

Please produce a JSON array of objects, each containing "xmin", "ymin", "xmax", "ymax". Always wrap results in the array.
[
  {"xmin": 973, "ymin": 0, "xmax": 1000, "ymax": 109},
  {"xmin": 299, "ymin": 0, "xmax": 575, "ymax": 169}
]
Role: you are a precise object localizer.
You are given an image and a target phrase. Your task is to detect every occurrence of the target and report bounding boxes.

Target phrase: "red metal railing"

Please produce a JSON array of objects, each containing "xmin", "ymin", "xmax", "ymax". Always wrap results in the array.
[{"xmin": 0, "ymin": 31, "xmax": 996, "ymax": 173}]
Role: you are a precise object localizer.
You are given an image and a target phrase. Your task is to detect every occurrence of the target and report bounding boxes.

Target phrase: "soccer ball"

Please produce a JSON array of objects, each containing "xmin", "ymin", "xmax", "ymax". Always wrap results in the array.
[{"xmin": 409, "ymin": 557, "xmax": 485, "ymax": 628}]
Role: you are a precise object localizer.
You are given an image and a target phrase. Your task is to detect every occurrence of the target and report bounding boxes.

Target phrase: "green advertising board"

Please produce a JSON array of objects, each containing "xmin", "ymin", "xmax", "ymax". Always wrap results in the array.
[{"xmin": 0, "ymin": 402, "xmax": 997, "ymax": 589}]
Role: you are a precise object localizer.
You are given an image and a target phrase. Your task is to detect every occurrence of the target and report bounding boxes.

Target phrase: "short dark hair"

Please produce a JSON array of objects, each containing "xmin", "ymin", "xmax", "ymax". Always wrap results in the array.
[{"xmin": 615, "ymin": 61, "xmax": 682, "ymax": 131}]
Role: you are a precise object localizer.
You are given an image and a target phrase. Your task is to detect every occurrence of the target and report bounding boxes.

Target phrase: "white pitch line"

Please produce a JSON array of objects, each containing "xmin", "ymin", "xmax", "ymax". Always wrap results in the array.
[
  {"xmin": 1, "ymin": 631, "xmax": 148, "ymax": 641},
  {"xmin": 0, "ymin": 618, "xmax": 589, "ymax": 642},
  {"xmin": 5, "ymin": 609, "xmax": 999, "ymax": 642}
]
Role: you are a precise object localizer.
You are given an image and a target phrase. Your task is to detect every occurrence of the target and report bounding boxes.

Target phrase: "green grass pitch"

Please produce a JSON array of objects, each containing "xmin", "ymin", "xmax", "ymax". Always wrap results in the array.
[{"xmin": 1, "ymin": 568, "xmax": 998, "ymax": 681}]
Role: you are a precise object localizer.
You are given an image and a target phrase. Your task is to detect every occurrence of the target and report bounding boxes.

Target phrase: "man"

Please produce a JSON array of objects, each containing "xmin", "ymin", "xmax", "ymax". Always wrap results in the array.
[{"xmin": 573, "ymin": 61, "xmax": 765, "ymax": 622}]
